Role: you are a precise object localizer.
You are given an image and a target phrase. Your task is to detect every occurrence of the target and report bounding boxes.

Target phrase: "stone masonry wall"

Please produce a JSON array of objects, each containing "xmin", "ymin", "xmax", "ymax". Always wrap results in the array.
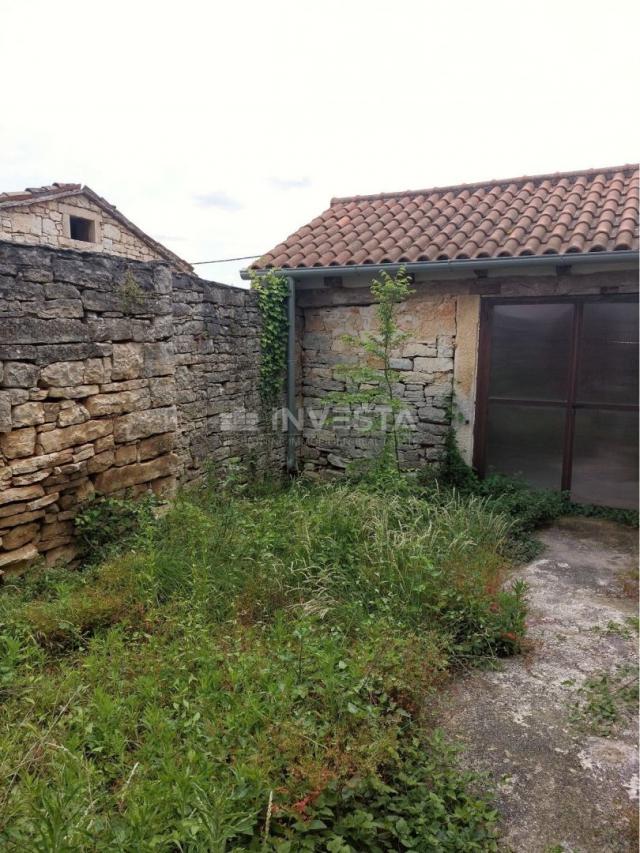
[
  {"xmin": 171, "ymin": 271, "xmax": 284, "ymax": 482},
  {"xmin": 0, "ymin": 194, "xmax": 169, "ymax": 265},
  {"xmin": 300, "ymin": 293, "xmax": 455, "ymax": 473},
  {"xmin": 298, "ymin": 268, "xmax": 639, "ymax": 475},
  {"xmin": 0, "ymin": 242, "xmax": 278, "ymax": 573}
]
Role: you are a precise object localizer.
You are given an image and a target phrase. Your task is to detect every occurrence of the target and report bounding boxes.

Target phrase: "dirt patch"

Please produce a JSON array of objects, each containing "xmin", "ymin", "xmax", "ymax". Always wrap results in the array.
[{"xmin": 441, "ymin": 517, "xmax": 639, "ymax": 852}]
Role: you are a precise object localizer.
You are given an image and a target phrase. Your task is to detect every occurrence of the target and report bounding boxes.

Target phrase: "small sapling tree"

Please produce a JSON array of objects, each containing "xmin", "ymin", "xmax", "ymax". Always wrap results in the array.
[{"xmin": 329, "ymin": 267, "xmax": 414, "ymax": 470}]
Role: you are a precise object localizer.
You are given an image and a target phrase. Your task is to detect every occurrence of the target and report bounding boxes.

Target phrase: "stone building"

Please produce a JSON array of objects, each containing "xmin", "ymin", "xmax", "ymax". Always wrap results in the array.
[
  {"xmin": 0, "ymin": 183, "xmax": 192, "ymax": 273},
  {"xmin": 247, "ymin": 164, "xmax": 639, "ymax": 510}
]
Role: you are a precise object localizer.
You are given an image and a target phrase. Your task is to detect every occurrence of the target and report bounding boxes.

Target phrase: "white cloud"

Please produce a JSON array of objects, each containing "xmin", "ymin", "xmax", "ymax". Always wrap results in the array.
[
  {"xmin": 194, "ymin": 192, "xmax": 243, "ymax": 211},
  {"xmin": 1, "ymin": 0, "xmax": 638, "ymax": 285}
]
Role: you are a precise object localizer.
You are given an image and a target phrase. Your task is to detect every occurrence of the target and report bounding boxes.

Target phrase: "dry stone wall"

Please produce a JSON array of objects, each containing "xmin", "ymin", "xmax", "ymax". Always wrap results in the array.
[
  {"xmin": 171, "ymin": 271, "xmax": 283, "ymax": 482},
  {"xmin": 0, "ymin": 242, "xmax": 280, "ymax": 572}
]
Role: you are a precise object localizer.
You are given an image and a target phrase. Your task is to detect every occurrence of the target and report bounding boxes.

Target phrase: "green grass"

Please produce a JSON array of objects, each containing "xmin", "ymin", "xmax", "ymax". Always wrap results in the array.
[
  {"xmin": 418, "ymin": 431, "xmax": 639, "ymax": 562},
  {"xmin": 0, "ymin": 477, "xmax": 527, "ymax": 851}
]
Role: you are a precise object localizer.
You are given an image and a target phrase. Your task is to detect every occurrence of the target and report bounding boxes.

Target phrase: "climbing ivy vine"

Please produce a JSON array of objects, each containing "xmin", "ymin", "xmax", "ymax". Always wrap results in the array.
[{"xmin": 250, "ymin": 270, "xmax": 289, "ymax": 412}]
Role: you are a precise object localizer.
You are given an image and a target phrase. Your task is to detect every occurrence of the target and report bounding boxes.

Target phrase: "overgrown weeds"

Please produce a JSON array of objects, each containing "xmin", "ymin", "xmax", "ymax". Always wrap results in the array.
[
  {"xmin": 417, "ymin": 430, "xmax": 638, "ymax": 561},
  {"xmin": 570, "ymin": 664, "xmax": 639, "ymax": 736},
  {"xmin": 0, "ymin": 474, "xmax": 525, "ymax": 850},
  {"xmin": 74, "ymin": 492, "xmax": 158, "ymax": 564}
]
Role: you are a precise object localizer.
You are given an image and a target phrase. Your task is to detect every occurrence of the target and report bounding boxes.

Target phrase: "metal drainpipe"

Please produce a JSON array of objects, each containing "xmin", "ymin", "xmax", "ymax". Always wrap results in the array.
[{"xmin": 286, "ymin": 275, "xmax": 297, "ymax": 475}]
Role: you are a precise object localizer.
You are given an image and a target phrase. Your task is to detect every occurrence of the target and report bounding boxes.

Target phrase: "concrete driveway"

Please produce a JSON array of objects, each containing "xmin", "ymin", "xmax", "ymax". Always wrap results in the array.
[{"xmin": 443, "ymin": 517, "xmax": 639, "ymax": 853}]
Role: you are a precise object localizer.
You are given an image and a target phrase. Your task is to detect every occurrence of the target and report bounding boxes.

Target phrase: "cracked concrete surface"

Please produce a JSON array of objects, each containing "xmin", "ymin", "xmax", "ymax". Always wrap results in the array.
[{"xmin": 442, "ymin": 517, "xmax": 639, "ymax": 852}]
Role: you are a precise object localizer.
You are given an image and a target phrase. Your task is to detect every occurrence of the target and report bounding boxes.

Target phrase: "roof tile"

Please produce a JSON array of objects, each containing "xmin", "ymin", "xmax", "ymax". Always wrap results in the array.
[{"xmin": 254, "ymin": 165, "xmax": 639, "ymax": 269}]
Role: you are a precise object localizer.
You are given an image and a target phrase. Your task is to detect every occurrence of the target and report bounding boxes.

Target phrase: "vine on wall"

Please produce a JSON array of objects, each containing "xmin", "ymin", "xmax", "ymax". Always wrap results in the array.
[{"xmin": 250, "ymin": 270, "xmax": 289, "ymax": 412}]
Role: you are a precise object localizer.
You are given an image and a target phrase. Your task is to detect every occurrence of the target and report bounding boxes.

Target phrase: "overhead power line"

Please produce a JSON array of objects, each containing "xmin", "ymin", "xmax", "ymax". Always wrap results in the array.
[{"xmin": 190, "ymin": 254, "xmax": 261, "ymax": 265}]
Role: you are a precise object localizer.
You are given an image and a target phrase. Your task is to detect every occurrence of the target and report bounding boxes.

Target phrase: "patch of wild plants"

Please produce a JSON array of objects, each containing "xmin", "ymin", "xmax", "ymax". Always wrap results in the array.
[
  {"xmin": 74, "ymin": 492, "xmax": 158, "ymax": 564},
  {"xmin": 0, "ymin": 477, "xmax": 522, "ymax": 850},
  {"xmin": 419, "ymin": 430, "xmax": 638, "ymax": 562},
  {"xmin": 570, "ymin": 664, "xmax": 639, "ymax": 736}
]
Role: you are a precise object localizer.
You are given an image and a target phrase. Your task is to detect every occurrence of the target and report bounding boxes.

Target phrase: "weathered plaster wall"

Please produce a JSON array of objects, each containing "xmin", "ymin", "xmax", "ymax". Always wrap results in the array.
[
  {"xmin": 0, "ymin": 242, "xmax": 279, "ymax": 573},
  {"xmin": 0, "ymin": 194, "xmax": 168, "ymax": 264},
  {"xmin": 297, "ymin": 267, "xmax": 638, "ymax": 474}
]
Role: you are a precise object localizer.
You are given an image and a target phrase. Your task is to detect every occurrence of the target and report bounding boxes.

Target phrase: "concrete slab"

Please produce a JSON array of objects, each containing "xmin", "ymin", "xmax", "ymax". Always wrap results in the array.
[{"xmin": 441, "ymin": 517, "xmax": 639, "ymax": 852}]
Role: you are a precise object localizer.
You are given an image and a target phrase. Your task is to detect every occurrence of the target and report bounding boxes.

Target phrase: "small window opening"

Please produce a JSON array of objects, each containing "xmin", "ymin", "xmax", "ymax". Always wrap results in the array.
[{"xmin": 69, "ymin": 215, "xmax": 95, "ymax": 242}]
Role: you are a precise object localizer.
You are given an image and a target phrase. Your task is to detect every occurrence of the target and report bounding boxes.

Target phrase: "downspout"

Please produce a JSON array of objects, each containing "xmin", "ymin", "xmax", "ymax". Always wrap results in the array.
[{"xmin": 286, "ymin": 275, "xmax": 297, "ymax": 475}]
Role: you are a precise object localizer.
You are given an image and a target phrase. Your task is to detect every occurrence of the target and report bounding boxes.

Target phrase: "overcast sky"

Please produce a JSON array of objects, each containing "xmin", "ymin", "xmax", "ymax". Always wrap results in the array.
[{"xmin": 1, "ymin": 0, "xmax": 638, "ymax": 286}]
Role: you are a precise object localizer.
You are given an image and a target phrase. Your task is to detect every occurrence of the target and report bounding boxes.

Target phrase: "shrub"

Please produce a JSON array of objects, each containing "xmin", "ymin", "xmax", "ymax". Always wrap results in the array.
[{"xmin": 74, "ymin": 492, "xmax": 157, "ymax": 564}]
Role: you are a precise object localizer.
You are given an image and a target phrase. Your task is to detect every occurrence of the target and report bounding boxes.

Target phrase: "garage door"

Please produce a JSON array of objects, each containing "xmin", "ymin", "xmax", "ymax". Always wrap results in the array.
[{"xmin": 474, "ymin": 295, "xmax": 639, "ymax": 509}]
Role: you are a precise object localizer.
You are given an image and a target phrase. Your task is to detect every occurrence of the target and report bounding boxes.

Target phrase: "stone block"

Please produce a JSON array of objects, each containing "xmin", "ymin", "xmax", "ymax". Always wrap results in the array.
[
  {"xmin": 413, "ymin": 357, "xmax": 454, "ymax": 374},
  {"xmin": 149, "ymin": 377, "xmax": 176, "ymax": 407},
  {"xmin": 112, "ymin": 342, "xmax": 144, "ymax": 380},
  {"xmin": 37, "ymin": 419, "xmax": 113, "ymax": 454},
  {"xmin": 417, "ymin": 406, "xmax": 448, "ymax": 424},
  {"xmin": 12, "ymin": 402, "xmax": 45, "ymax": 427},
  {"xmin": 2, "ymin": 318, "xmax": 89, "ymax": 345},
  {"xmin": 0, "ymin": 544, "xmax": 39, "ymax": 570},
  {"xmin": 84, "ymin": 358, "xmax": 111, "ymax": 384},
  {"xmin": 57, "ymin": 404, "xmax": 90, "ymax": 427},
  {"xmin": 40, "ymin": 361, "xmax": 85, "ymax": 387},
  {"xmin": 26, "ymin": 493, "xmax": 59, "ymax": 511},
  {"xmin": 3, "ymin": 522, "xmax": 40, "ymax": 551},
  {"xmin": 115, "ymin": 444, "xmax": 137, "ymax": 466},
  {"xmin": 0, "ymin": 484, "xmax": 45, "ymax": 507},
  {"xmin": 40, "ymin": 520, "xmax": 74, "ymax": 541},
  {"xmin": 44, "ymin": 543, "xmax": 78, "ymax": 566},
  {"xmin": 3, "ymin": 362, "xmax": 39, "ymax": 388},
  {"xmin": 1, "ymin": 427, "xmax": 37, "ymax": 459},
  {"xmin": 389, "ymin": 358, "xmax": 413, "ymax": 370},
  {"xmin": 36, "ymin": 299, "xmax": 84, "ymax": 319},
  {"xmin": 0, "ymin": 509, "xmax": 45, "ymax": 529},
  {"xmin": 113, "ymin": 406, "xmax": 177, "ymax": 443},
  {"xmin": 10, "ymin": 449, "xmax": 73, "ymax": 475},
  {"xmin": 87, "ymin": 450, "xmax": 115, "ymax": 474},
  {"xmin": 138, "ymin": 432, "xmax": 174, "ymax": 461},
  {"xmin": 85, "ymin": 389, "xmax": 150, "ymax": 417},
  {"xmin": 402, "ymin": 342, "xmax": 437, "ymax": 358},
  {"xmin": 47, "ymin": 385, "xmax": 100, "ymax": 400},
  {"xmin": 143, "ymin": 342, "xmax": 174, "ymax": 377},
  {"xmin": 12, "ymin": 470, "xmax": 50, "ymax": 486},
  {"xmin": 72, "ymin": 444, "xmax": 95, "ymax": 462},
  {"xmin": 94, "ymin": 435, "xmax": 115, "ymax": 453},
  {"xmin": 94, "ymin": 452, "xmax": 177, "ymax": 493}
]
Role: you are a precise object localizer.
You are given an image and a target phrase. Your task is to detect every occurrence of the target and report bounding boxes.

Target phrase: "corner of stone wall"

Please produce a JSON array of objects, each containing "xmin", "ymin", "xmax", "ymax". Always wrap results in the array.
[{"xmin": 0, "ymin": 243, "xmax": 283, "ymax": 574}]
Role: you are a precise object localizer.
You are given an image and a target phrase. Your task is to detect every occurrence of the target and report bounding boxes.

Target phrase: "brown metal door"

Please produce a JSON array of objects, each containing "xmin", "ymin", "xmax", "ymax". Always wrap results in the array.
[{"xmin": 474, "ymin": 295, "xmax": 638, "ymax": 509}]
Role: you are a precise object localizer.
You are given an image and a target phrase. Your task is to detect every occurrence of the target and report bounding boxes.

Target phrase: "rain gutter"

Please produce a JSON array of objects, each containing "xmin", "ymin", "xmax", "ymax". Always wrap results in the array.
[{"xmin": 241, "ymin": 251, "xmax": 637, "ymax": 281}]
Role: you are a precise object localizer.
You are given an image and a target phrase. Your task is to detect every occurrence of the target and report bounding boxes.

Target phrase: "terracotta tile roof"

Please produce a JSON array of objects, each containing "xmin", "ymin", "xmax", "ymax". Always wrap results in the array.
[
  {"xmin": 0, "ymin": 182, "xmax": 192, "ymax": 273},
  {"xmin": 254, "ymin": 165, "xmax": 639, "ymax": 270},
  {"xmin": 0, "ymin": 183, "xmax": 83, "ymax": 207}
]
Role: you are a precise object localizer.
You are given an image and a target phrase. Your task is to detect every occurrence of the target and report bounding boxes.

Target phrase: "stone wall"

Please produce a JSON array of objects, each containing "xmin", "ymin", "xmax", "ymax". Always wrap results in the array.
[
  {"xmin": 0, "ymin": 194, "xmax": 171, "ymax": 266},
  {"xmin": 171, "ymin": 271, "xmax": 284, "ymax": 482},
  {"xmin": 0, "ymin": 242, "xmax": 278, "ymax": 573},
  {"xmin": 297, "ymin": 267, "xmax": 639, "ymax": 474},
  {"xmin": 299, "ymin": 292, "xmax": 455, "ymax": 472}
]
